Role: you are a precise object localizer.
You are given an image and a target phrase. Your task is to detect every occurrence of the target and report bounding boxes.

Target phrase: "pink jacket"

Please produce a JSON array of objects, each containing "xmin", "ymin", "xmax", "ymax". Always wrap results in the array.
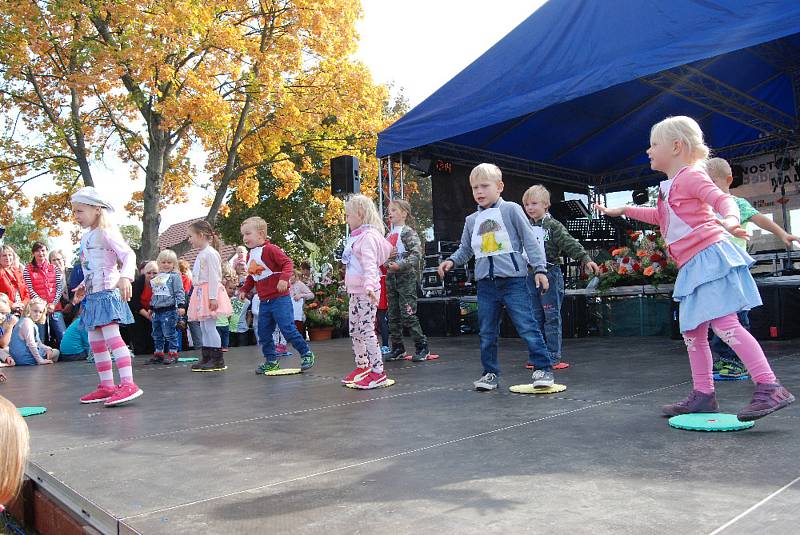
[
  {"xmin": 344, "ymin": 226, "xmax": 392, "ymax": 295},
  {"xmin": 625, "ymin": 167, "xmax": 738, "ymax": 267}
]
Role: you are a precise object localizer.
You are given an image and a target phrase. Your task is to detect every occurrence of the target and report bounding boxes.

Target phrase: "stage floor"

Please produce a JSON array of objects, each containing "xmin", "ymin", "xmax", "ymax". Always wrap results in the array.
[{"xmin": 2, "ymin": 335, "xmax": 799, "ymax": 534}]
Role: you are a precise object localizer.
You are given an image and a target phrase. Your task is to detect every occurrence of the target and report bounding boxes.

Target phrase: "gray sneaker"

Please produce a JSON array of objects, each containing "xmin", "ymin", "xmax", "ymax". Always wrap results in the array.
[
  {"xmin": 474, "ymin": 373, "xmax": 499, "ymax": 391},
  {"xmin": 532, "ymin": 369, "xmax": 554, "ymax": 388}
]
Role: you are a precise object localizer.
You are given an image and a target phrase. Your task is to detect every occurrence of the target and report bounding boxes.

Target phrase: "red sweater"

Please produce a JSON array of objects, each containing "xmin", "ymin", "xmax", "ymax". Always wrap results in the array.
[
  {"xmin": 240, "ymin": 240, "xmax": 293, "ymax": 301},
  {"xmin": 0, "ymin": 266, "xmax": 29, "ymax": 305}
]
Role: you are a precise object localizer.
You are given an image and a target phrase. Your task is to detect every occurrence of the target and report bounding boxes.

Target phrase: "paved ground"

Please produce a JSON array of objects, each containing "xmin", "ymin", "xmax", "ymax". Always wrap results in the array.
[{"xmin": 2, "ymin": 335, "xmax": 799, "ymax": 534}]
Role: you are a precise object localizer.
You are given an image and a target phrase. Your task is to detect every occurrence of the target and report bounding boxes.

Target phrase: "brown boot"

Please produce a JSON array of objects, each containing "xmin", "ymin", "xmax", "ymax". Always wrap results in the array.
[
  {"xmin": 197, "ymin": 348, "xmax": 226, "ymax": 372},
  {"xmin": 191, "ymin": 347, "xmax": 211, "ymax": 372}
]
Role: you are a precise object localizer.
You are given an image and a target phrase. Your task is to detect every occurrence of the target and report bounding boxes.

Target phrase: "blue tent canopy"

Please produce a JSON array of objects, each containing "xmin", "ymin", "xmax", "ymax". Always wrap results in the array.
[{"xmin": 376, "ymin": 0, "xmax": 800, "ymax": 192}]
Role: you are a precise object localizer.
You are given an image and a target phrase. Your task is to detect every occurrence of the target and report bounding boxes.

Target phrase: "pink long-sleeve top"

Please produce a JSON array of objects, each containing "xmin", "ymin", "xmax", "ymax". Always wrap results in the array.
[
  {"xmin": 80, "ymin": 227, "xmax": 137, "ymax": 294},
  {"xmin": 344, "ymin": 226, "xmax": 393, "ymax": 295},
  {"xmin": 625, "ymin": 166, "xmax": 739, "ymax": 267}
]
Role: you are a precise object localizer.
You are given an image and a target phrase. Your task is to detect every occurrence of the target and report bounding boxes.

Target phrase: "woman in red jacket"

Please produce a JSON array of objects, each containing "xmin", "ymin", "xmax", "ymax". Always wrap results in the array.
[
  {"xmin": 23, "ymin": 242, "xmax": 65, "ymax": 347},
  {"xmin": 0, "ymin": 245, "xmax": 28, "ymax": 314}
]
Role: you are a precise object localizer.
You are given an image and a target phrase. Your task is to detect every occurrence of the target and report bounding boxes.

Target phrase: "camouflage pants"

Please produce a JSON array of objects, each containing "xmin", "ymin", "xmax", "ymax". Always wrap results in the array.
[{"xmin": 386, "ymin": 271, "xmax": 426, "ymax": 346}]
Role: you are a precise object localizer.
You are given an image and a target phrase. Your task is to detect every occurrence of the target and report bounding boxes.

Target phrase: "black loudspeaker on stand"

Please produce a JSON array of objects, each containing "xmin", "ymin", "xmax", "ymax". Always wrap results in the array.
[
  {"xmin": 417, "ymin": 297, "xmax": 461, "ymax": 337},
  {"xmin": 330, "ymin": 155, "xmax": 360, "ymax": 195}
]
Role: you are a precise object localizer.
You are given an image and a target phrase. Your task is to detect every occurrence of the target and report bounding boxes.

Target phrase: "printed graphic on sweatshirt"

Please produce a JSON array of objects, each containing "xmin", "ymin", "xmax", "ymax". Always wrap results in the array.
[
  {"xmin": 246, "ymin": 246, "xmax": 275, "ymax": 281},
  {"xmin": 150, "ymin": 273, "xmax": 173, "ymax": 298},
  {"xmin": 471, "ymin": 207, "xmax": 512, "ymax": 259}
]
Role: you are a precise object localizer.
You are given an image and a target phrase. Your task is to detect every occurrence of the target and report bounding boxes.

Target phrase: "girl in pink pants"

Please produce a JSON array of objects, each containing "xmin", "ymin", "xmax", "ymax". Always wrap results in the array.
[
  {"xmin": 71, "ymin": 187, "xmax": 142, "ymax": 407},
  {"xmin": 596, "ymin": 116, "xmax": 794, "ymax": 421},
  {"xmin": 340, "ymin": 195, "xmax": 393, "ymax": 390}
]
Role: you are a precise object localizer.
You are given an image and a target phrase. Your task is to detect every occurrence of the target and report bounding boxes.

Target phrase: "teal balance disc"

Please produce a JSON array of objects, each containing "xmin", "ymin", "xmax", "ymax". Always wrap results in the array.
[
  {"xmin": 18, "ymin": 406, "xmax": 47, "ymax": 417},
  {"xmin": 668, "ymin": 413, "xmax": 753, "ymax": 432}
]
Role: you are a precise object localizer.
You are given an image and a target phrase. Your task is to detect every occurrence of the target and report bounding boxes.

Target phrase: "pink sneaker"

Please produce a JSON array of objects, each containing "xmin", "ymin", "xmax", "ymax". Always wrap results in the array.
[
  {"xmin": 104, "ymin": 383, "xmax": 143, "ymax": 407},
  {"xmin": 352, "ymin": 371, "xmax": 388, "ymax": 390},
  {"xmin": 342, "ymin": 366, "xmax": 371, "ymax": 384},
  {"xmin": 80, "ymin": 384, "xmax": 116, "ymax": 404}
]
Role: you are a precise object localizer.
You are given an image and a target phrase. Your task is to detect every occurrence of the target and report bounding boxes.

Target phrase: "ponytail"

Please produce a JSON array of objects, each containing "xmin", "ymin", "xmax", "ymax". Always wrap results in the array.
[{"xmin": 190, "ymin": 220, "xmax": 223, "ymax": 266}]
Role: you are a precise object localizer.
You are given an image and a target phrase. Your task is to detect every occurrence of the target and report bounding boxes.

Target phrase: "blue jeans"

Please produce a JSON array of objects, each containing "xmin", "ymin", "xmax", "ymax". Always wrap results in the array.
[
  {"xmin": 259, "ymin": 295, "xmax": 310, "ymax": 362},
  {"xmin": 38, "ymin": 311, "xmax": 66, "ymax": 348},
  {"xmin": 710, "ymin": 310, "xmax": 750, "ymax": 361},
  {"xmin": 477, "ymin": 277, "xmax": 552, "ymax": 376},
  {"xmin": 151, "ymin": 309, "xmax": 179, "ymax": 353},
  {"xmin": 528, "ymin": 266, "xmax": 565, "ymax": 363},
  {"xmin": 216, "ymin": 325, "xmax": 230, "ymax": 349}
]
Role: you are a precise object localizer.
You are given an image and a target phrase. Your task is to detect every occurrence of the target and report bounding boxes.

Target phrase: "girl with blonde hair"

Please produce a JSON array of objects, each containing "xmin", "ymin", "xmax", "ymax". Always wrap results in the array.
[
  {"xmin": 596, "ymin": 116, "xmax": 794, "ymax": 421},
  {"xmin": 341, "ymin": 195, "xmax": 393, "ymax": 389}
]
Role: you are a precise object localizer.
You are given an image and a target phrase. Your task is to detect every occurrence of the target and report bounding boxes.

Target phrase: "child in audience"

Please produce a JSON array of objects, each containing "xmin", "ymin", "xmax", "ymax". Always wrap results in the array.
[
  {"xmin": 290, "ymin": 269, "xmax": 314, "ymax": 340},
  {"xmin": 149, "ymin": 249, "xmax": 186, "ymax": 365},
  {"xmin": 0, "ymin": 294, "xmax": 17, "ymax": 368},
  {"xmin": 227, "ymin": 278, "xmax": 250, "ymax": 346},
  {"xmin": 215, "ymin": 273, "xmax": 237, "ymax": 352},
  {"xmin": 6, "ymin": 298, "xmax": 59, "ymax": 366}
]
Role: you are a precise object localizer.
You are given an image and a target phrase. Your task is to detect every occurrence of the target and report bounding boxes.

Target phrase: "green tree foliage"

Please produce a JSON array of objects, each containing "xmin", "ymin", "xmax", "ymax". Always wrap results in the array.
[
  {"xmin": 0, "ymin": 213, "xmax": 48, "ymax": 263},
  {"xmin": 217, "ymin": 149, "xmax": 344, "ymax": 263}
]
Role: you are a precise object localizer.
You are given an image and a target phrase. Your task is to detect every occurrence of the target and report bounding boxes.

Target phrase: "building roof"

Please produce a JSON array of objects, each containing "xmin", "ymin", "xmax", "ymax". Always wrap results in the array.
[{"xmin": 158, "ymin": 217, "xmax": 238, "ymax": 266}]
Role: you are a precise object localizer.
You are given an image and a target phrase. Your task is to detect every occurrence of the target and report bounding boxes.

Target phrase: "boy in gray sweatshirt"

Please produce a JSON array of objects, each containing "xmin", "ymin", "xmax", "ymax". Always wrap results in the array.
[{"xmin": 438, "ymin": 164, "xmax": 555, "ymax": 391}]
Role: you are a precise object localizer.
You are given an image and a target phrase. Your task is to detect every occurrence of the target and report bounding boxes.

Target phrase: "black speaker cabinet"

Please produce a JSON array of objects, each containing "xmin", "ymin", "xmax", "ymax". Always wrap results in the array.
[
  {"xmin": 749, "ymin": 284, "xmax": 800, "ymax": 340},
  {"xmin": 417, "ymin": 297, "xmax": 461, "ymax": 337},
  {"xmin": 331, "ymin": 155, "xmax": 360, "ymax": 195},
  {"xmin": 562, "ymin": 294, "xmax": 589, "ymax": 338}
]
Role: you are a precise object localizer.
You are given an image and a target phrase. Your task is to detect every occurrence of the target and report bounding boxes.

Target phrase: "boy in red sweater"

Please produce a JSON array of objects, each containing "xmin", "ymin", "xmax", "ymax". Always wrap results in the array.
[{"xmin": 238, "ymin": 216, "xmax": 316, "ymax": 374}]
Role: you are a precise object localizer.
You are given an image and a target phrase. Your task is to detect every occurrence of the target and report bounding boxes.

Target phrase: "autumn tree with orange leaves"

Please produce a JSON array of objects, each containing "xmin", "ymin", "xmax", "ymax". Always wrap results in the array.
[{"xmin": 0, "ymin": 0, "xmax": 388, "ymax": 260}]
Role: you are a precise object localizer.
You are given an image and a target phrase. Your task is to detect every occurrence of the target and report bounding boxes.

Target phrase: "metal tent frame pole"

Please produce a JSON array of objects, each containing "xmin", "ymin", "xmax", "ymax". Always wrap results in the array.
[
  {"xmin": 388, "ymin": 155, "xmax": 394, "ymax": 201},
  {"xmin": 399, "ymin": 153, "xmax": 405, "ymax": 199}
]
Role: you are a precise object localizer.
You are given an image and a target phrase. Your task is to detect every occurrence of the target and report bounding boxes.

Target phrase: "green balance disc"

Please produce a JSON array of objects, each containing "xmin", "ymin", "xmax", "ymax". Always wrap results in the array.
[{"xmin": 668, "ymin": 413, "xmax": 754, "ymax": 432}]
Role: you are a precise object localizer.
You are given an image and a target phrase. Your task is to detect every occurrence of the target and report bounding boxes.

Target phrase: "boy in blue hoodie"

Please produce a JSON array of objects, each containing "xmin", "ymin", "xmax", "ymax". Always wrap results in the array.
[{"xmin": 438, "ymin": 163, "xmax": 554, "ymax": 391}]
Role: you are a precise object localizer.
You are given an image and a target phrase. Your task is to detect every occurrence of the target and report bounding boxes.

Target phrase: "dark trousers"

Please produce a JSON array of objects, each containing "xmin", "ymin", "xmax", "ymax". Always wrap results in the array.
[
  {"xmin": 216, "ymin": 325, "xmax": 230, "ymax": 349},
  {"xmin": 376, "ymin": 309, "xmax": 389, "ymax": 347}
]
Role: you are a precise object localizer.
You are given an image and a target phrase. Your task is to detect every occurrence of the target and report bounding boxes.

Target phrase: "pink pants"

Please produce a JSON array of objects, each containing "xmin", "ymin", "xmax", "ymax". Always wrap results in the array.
[
  {"xmin": 349, "ymin": 294, "xmax": 383, "ymax": 374},
  {"xmin": 682, "ymin": 312, "xmax": 776, "ymax": 393}
]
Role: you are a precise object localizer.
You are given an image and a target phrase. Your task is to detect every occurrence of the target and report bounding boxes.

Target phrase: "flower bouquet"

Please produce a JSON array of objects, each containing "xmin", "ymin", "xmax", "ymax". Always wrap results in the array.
[
  {"xmin": 304, "ymin": 281, "xmax": 347, "ymax": 328},
  {"xmin": 592, "ymin": 230, "xmax": 678, "ymax": 291}
]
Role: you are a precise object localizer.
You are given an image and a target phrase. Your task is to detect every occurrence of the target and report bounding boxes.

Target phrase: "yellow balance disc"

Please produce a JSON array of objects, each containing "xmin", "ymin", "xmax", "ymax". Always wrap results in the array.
[
  {"xmin": 264, "ymin": 368, "xmax": 303, "ymax": 376},
  {"xmin": 509, "ymin": 384, "xmax": 567, "ymax": 395}
]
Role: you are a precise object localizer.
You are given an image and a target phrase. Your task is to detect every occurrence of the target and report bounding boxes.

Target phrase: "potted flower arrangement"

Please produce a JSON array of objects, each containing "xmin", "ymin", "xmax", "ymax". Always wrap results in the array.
[
  {"xmin": 593, "ymin": 230, "xmax": 678, "ymax": 291},
  {"xmin": 304, "ymin": 281, "xmax": 347, "ymax": 341}
]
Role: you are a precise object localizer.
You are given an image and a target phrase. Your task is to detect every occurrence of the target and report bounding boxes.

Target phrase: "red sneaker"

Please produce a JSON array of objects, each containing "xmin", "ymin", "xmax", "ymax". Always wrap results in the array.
[
  {"xmin": 104, "ymin": 383, "xmax": 143, "ymax": 407},
  {"xmin": 163, "ymin": 351, "xmax": 178, "ymax": 365},
  {"xmin": 352, "ymin": 371, "xmax": 388, "ymax": 390},
  {"xmin": 80, "ymin": 384, "xmax": 116, "ymax": 404},
  {"xmin": 342, "ymin": 367, "xmax": 371, "ymax": 384}
]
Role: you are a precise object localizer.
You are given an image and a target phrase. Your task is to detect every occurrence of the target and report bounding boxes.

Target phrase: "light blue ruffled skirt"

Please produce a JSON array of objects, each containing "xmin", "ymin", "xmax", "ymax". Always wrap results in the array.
[
  {"xmin": 673, "ymin": 240, "xmax": 761, "ymax": 332},
  {"xmin": 81, "ymin": 289, "xmax": 134, "ymax": 330}
]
